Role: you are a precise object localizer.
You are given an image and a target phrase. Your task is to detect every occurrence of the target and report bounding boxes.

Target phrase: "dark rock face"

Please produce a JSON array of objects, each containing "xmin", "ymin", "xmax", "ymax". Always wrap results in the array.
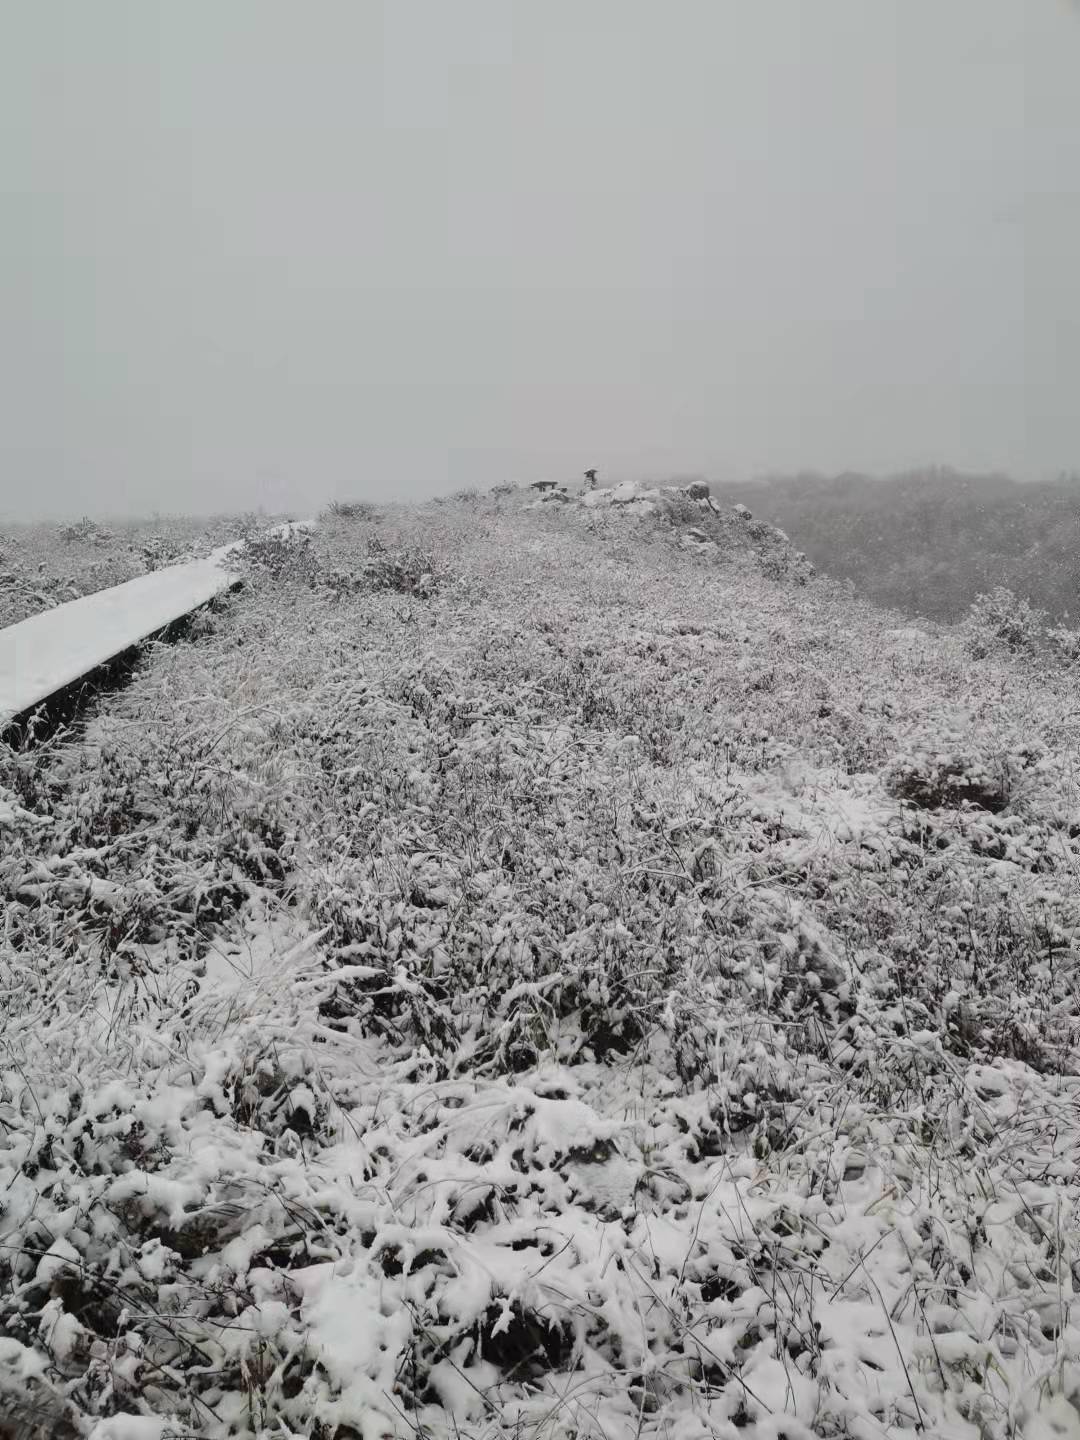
[{"xmin": 685, "ymin": 481, "xmax": 710, "ymax": 501}]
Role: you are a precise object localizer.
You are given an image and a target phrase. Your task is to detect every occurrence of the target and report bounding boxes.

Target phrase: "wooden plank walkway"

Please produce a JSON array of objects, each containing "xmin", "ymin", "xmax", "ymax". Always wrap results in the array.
[{"xmin": 0, "ymin": 547, "xmax": 241, "ymax": 730}]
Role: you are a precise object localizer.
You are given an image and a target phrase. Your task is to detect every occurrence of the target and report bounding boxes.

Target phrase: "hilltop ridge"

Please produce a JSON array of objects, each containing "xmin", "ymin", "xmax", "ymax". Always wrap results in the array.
[
  {"xmin": 1, "ymin": 491, "xmax": 1079, "ymax": 1438},
  {"xmin": 526, "ymin": 476, "xmax": 818, "ymax": 585}
]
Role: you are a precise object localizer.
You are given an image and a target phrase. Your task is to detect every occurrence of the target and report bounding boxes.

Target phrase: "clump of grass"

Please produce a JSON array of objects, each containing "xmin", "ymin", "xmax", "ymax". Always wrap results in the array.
[
  {"xmin": 359, "ymin": 532, "xmax": 438, "ymax": 595},
  {"xmin": 236, "ymin": 527, "xmax": 321, "ymax": 585},
  {"xmin": 323, "ymin": 499, "xmax": 378, "ymax": 521}
]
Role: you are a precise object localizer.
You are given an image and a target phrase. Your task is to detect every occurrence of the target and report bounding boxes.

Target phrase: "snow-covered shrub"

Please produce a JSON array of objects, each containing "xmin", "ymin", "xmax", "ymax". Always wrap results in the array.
[
  {"xmin": 963, "ymin": 585, "xmax": 1047, "ymax": 657},
  {"xmin": 135, "ymin": 535, "xmax": 187, "ymax": 572},
  {"xmin": 60, "ymin": 516, "xmax": 107, "ymax": 544},
  {"xmin": 1046, "ymin": 622, "xmax": 1080, "ymax": 663},
  {"xmin": 323, "ymin": 498, "xmax": 377, "ymax": 520},
  {"xmin": 360, "ymin": 532, "xmax": 437, "ymax": 595},
  {"xmin": 659, "ymin": 488, "xmax": 707, "ymax": 529},
  {"xmin": 884, "ymin": 740, "xmax": 1016, "ymax": 812},
  {"xmin": 237, "ymin": 527, "xmax": 320, "ymax": 585},
  {"xmin": 757, "ymin": 550, "xmax": 791, "ymax": 582},
  {"xmin": 757, "ymin": 547, "xmax": 814, "ymax": 585}
]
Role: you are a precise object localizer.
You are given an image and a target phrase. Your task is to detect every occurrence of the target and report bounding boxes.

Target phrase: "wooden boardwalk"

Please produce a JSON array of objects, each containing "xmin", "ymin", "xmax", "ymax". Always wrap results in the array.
[{"xmin": 0, "ymin": 547, "xmax": 241, "ymax": 731}]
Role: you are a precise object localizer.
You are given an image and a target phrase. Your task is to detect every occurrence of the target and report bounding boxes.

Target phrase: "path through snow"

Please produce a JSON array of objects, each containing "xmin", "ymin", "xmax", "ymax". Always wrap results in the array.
[
  {"xmin": 0, "ymin": 521, "xmax": 319, "ymax": 728},
  {"xmin": 0, "ymin": 547, "xmax": 240, "ymax": 727}
]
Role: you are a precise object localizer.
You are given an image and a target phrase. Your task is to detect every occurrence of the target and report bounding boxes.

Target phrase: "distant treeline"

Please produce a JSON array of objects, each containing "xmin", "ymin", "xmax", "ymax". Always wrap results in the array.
[{"xmin": 701, "ymin": 468, "xmax": 1080, "ymax": 623}]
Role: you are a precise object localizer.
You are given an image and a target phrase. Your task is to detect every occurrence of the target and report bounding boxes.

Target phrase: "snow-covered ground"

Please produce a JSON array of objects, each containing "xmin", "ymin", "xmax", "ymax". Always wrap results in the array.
[{"xmin": 1, "ymin": 494, "xmax": 1079, "ymax": 1438}]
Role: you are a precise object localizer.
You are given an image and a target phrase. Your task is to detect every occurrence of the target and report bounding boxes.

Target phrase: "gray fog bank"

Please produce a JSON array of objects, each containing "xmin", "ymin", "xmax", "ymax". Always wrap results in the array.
[{"xmin": 1, "ymin": 1, "xmax": 1076, "ymax": 518}]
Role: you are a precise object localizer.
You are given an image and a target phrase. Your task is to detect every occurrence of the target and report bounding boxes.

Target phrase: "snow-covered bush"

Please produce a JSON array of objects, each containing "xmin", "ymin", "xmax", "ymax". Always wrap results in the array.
[
  {"xmin": 360, "ymin": 532, "xmax": 438, "ymax": 595},
  {"xmin": 884, "ymin": 743, "xmax": 1015, "ymax": 812},
  {"xmin": 963, "ymin": 585, "xmax": 1047, "ymax": 657},
  {"xmin": 757, "ymin": 550, "xmax": 791, "ymax": 582},
  {"xmin": 60, "ymin": 516, "xmax": 110, "ymax": 544},
  {"xmin": 658, "ymin": 488, "xmax": 707, "ymax": 529},
  {"xmin": 323, "ymin": 498, "xmax": 377, "ymax": 520},
  {"xmin": 236, "ymin": 527, "xmax": 320, "ymax": 586},
  {"xmin": 1046, "ymin": 622, "xmax": 1080, "ymax": 663}
]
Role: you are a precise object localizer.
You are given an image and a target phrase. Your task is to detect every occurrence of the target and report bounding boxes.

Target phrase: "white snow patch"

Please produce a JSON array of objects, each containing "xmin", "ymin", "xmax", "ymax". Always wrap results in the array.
[{"xmin": 88, "ymin": 1419, "xmax": 178, "ymax": 1440}]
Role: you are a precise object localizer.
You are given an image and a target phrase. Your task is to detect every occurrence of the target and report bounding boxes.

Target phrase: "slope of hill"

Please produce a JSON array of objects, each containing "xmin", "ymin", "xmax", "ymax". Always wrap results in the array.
[
  {"xmin": 706, "ymin": 469, "xmax": 1080, "ymax": 624},
  {"xmin": 1, "ymin": 490, "xmax": 1079, "ymax": 1438}
]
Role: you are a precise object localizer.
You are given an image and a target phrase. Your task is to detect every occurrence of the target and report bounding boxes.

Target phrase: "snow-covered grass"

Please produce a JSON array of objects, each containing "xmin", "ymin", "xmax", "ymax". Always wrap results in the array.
[{"xmin": 2, "ymin": 492, "xmax": 1080, "ymax": 1438}]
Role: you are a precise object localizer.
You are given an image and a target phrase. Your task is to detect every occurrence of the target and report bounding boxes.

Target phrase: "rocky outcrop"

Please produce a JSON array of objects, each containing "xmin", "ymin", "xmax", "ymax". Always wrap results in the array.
[
  {"xmin": 566, "ymin": 482, "xmax": 814, "ymax": 583},
  {"xmin": 580, "ymin": 481, "xmax": 663, "ymax": 515}
]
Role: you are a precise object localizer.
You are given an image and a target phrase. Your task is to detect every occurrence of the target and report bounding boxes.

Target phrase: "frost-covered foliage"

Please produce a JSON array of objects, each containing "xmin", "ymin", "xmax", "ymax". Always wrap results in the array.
[
  {"xmin": 2, "ymin": 496, "xmax": 1080, "ymax": 1437},
  {"xmin": 323, "ymin": 500, "xmax": 378, "ymax": 521},
  {"xmin": 235, "ymin": 513, "xmax": 440, "ymax": 600},
  {"xmin": 358, "ymin": 532, "xmax": 438, "ymax": 596},
  {"xmin": 1046, "ymin": 624, "xmax": 1080, "ymax": 664},
  {"xmin": 236, "ymin": 526, "xmax": 322, "ymax": 586},
  {"xmin": 882, "ymin": 730, "xmax": 1034, "ymax": 814},
  {"xmin": 963, "ymin": 587, "xmax": 1048, "ymax": 659},
  {"xmin": 960, "ymin": 588, "xmax": 1080, "ymax": 670}
]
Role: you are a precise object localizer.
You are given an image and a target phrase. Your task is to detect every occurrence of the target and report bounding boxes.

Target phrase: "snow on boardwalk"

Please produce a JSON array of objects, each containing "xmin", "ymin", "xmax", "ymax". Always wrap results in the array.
[{"xmin": 0, "ymin": 546, "xmax": 241, "ymax": 728}]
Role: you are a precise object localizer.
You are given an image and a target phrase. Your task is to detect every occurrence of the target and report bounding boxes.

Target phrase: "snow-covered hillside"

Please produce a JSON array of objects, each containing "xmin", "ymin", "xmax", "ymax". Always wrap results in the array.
[{"xmin": 1, "ymin": 490, "xmax": 1079, "ymax": 1439}]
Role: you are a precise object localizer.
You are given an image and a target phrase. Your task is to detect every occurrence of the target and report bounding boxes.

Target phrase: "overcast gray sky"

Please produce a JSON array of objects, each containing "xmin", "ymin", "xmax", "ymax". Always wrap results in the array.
[{"xmin": 1, "ymin": 1, "xmax": 1077, "ymax": 519}]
